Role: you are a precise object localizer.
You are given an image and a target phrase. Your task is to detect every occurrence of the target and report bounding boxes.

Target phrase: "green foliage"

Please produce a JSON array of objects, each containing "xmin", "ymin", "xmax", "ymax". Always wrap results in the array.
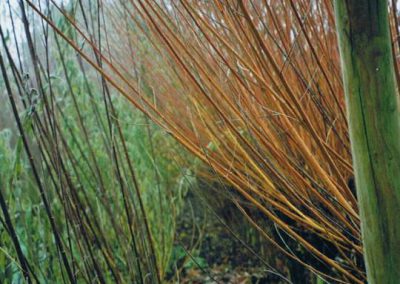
[{"xmin": 0, "ymin": 11, "xmax": 196, "ymax": 281}]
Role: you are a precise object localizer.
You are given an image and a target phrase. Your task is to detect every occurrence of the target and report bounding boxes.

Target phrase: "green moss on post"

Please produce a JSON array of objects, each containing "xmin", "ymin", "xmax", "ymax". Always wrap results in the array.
[{"xmin": 334, "ymin": 0, "xmax": 400, "ymax": 283}]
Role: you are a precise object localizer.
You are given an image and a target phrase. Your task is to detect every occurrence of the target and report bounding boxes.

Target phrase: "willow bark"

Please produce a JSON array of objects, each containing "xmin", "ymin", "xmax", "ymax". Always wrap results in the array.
[{"xmin": 334, "ymin": 0, "xmax": 400, "ymax": 282}]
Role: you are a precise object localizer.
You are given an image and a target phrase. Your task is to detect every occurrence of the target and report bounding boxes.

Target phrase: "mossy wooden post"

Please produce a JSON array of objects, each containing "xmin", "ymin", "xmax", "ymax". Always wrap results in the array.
[{"xmin": 334, "ymin": 0, "xmax": 400, "ymax": 282}]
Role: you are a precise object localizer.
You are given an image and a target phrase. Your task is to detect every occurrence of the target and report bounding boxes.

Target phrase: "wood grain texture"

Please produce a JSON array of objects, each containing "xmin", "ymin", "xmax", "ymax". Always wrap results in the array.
[{"xmin": 335, "ymin": 0, "xmax": 400, "ymax": 282}]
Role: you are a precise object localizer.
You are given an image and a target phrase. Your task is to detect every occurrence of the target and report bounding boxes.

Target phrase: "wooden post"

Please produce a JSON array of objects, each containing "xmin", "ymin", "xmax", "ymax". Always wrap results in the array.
[{"xmin": 334, "ymin": 0, "xmax": 400, "ymax": 282}]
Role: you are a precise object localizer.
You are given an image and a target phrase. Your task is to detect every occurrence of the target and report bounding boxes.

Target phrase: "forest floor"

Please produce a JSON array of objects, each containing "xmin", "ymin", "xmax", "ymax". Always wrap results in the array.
[{"xmin": 170, "ymin": 190, "xmax": 288, "ymax": 284}]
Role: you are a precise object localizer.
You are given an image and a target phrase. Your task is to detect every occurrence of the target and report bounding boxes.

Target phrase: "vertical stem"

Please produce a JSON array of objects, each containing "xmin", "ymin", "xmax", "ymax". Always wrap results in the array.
[{"xmin": 334, "ymin": 0, "xmax": 400, "ymax": 283}]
